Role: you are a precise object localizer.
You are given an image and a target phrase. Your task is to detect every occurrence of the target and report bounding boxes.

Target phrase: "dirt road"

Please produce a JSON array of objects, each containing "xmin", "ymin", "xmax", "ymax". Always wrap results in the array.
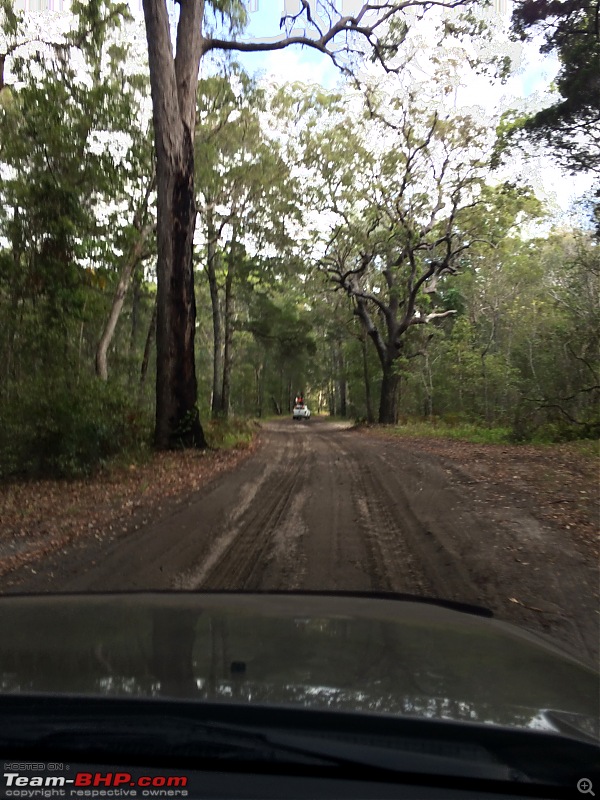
[{"xmin": 4, "ymin": 419, "xmax": 598, "ymax": 665}]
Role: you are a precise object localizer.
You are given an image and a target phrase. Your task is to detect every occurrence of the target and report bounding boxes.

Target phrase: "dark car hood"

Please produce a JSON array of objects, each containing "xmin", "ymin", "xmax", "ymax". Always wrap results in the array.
[{"xmin": 0, "ymin": 592, "xmax": 597, "ymax": 740}]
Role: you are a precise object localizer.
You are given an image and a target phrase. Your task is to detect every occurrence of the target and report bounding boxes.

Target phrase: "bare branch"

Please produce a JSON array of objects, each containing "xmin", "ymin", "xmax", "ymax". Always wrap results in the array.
[
  {"xmin": 347, "ymin": 282, "xmax": 392, "ymax": 316},
  {"xmin": 354, "ymin": 296, "xmax": 387, "ymax": 363},
  {"xmin": 205, "ymin": 0, "xmax": 473, "ymax": 74},
  {"xmin": 408, "ymin": 309, "xmax": 457, "ymax": 325}
]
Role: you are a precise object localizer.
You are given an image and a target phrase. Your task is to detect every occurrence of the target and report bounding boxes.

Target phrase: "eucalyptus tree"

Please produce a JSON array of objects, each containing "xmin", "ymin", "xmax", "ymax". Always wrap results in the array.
[
  {"xmin": 507, "ymin": 0, "xmax": 600, "ymax": 176},
  {"xmin": 195, "ymin": 71, "xmax": 300, "ymax": 417},
  {"xmin": 140, "ymin": 0, "xmax": 480, "ymax": 447},
  {"xmin": 95, "ymin": 157, "xmax": 156, "ymax": 382},
  {"xmin": 0, "ymin": 0, "xmax": 149, "ymax": 390},
  {"xmin": 512, "ymin": 230, "xmax": 600, "ymax": 436},
  {"xmin": 410, "ymin": 185, "xmax": 543, "ymax": 423},
  {"xmin": 313, "ymin": 90, "xmax": 494, "ymax": 423}
]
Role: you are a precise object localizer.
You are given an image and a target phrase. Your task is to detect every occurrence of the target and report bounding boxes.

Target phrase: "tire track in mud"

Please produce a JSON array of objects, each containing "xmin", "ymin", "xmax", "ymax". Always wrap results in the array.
[
  {"xmin": 8, "ymin": 418, "xmax": 595, "ymax": 665},
  {"xmin": 362, "ymin": 455, "xmax": 480, "ymax": 604},
  {"xmin": 293, "ymin": 423, "xmax": 372, "ymax": 592},
  {"xmin": 323, "ymin": 431, "xmax": 480, "ymax": 603},
  {"xmin": 260, "ymin": 491, "xmax": 308, "ymax": 591},
  {"xmin": 319, "ymin": 432, "xmax": 430, "ymax": 595},
  {"xmin": 348, "ymin": 433, "xmax": 597, "ymax": 662},
  {"xmin": 188, "ymin": 434, "xmax": 311, "ymax": 590}
]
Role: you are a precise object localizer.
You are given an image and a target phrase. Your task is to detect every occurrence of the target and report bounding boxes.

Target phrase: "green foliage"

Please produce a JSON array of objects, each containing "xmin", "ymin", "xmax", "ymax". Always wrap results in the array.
[
  {"xmin": 388, "ymin": 418, "xmax": 513, "ymax": 444},
  {"xmin": 204, "ymin": 417, "xmax": 258, "ymax": 450},
  {"xmin": 509, "ymin": 0, "xmax": 600, "ymax": 173},
  {"xmin": 205, "ymin": 0, "xmax": 248, "ymax": 36},
  {"xmin": 0, "ymin": 0, "xmax": 596, "ymax": 473},
  {"xmin": 0, "ymin": 0, "xmax": 21, "ymax": 37},
  {"xmin": 0, "ymin": 380, "xmax": 152, "ymax": 480},
  {"xmin": 395, "ymin": 228, "xmax": 599, "ymax": 443},
  {"xmin": 0, "ymin": 0, "xmax": 157, "ymax": 478},
  {"xmin": 247, "ymin": 293, "xmax": 316, "ymax": 357}
]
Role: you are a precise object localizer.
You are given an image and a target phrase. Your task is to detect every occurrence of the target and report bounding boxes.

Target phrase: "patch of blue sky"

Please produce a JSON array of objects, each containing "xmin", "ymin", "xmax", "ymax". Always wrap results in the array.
[
  {"xmin": 218, "ymin": 1, "xmax": 341, "ymax": 90},
  {"xmin": 119, "ymin": 0, "xmax": 592, "ymax": 213},
  {"xmin": 119, "ymin": 1, "xmax": 544, "ymax": 99}
]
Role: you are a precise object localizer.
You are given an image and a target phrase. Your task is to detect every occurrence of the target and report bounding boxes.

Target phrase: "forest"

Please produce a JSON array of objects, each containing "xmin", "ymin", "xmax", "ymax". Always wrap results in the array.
[{"xmin": 0, "ymin": 0, "xmax": 598, "ymax": 479}]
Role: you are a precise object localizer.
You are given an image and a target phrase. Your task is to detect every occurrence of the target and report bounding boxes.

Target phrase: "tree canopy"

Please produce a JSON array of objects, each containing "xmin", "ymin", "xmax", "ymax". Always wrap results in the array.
[
  {"xmin": 0, "ymin": 0, "xmax": 597, "ymax": 479},
  {"xmin": 507, "ymin": 0, "xmax": 600, "ymax": 175}
]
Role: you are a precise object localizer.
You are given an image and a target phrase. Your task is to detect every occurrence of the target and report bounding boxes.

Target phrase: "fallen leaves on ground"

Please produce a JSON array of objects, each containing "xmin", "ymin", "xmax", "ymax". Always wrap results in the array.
[
  {"xmin": 357, "ymin": 429, "xmax": 599, "ymax": 559},
  {"xmin": 0, "ymin": 436, "xmax": 260, "ymax": 579}
]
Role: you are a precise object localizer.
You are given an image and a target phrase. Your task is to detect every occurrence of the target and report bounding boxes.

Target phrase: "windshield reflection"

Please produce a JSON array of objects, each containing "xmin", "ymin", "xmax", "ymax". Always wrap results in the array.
[{"xmin": 0, "ymin": 595, "xmax": 597, "ymax": 737}]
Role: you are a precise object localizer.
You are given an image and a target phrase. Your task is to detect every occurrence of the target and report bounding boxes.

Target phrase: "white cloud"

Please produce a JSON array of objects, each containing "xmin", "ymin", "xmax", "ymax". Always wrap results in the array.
[{"xmin": 243, "ymin": 45, "xmax": 340, "ymax": 91}]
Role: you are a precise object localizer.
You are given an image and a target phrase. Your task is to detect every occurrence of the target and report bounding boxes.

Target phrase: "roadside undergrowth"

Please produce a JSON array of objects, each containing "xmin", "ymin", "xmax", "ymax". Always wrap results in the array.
[
  {"xmin": 205, "ymin": 417, "xmax": 260, "ymax": 449},
  {"xmin": 0, "ymin": 422, "xmax": 261, "ymax": 581},
  {"xmin": 387, "ymin": 420, "xmax": 512, "ymax": 444},
  {"xmin": 356, "ymin": 424, "xmax": 599, "ymax": 558},
  {"xmin": 360, "ymin": 418, "xmax": 600, "ymax": 449}
]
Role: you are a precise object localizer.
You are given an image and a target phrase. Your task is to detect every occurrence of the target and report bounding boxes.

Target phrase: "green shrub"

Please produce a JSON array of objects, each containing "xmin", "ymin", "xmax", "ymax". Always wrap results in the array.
[
  {"xmin": 0, "ymin": 379, "xmax": 153, "ymax": 480},
  {"xmin": 528, "ymin": 420, "xmax": 600, "ymax": 444},
  {"xmin": 205, "ymin": 417, "xmax": 258, "ymax": 450},
  {"xmin": 392, "ymin": 418, "xmax": 512, "ymax": 444},
  {"xmin": 510, "ymin": 404, "xmax": 600, "ymax": 444}
]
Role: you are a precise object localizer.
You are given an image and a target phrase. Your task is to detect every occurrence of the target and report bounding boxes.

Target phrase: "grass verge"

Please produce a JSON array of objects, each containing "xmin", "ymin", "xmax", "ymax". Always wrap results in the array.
[
  {"xmin": 204, "ymin": 417, "xmax": 260, "ymax": 450},
  {"xmin": 379, "ymin": 419, "xmax": 513, "ymax": 445}
]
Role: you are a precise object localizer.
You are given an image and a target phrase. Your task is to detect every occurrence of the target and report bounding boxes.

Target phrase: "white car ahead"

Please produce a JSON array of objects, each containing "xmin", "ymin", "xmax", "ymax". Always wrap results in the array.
[{"xmin": 292, "ymin": 403, "xmax": 311, "ymax": 421}]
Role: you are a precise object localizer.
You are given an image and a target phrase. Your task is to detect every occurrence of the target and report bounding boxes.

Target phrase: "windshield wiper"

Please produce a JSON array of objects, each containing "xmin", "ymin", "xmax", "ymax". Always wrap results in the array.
[
  {"xmin": 0, "ymin": 717, "xmax": 334, "ymax": 767},
  {"xmin": 0, "ymin": 713, "xmax": 525, "ymax": 783},
  {"xmin": 1, "ymin": 698, "xmax": 597, "ymax": 793}
]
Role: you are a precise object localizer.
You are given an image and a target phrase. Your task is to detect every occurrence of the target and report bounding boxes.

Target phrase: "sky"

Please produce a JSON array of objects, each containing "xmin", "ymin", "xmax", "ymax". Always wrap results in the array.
[
  {"xmin": 220, "ymin": 1, "xmax": 592, "ymax": 221},
  {"xmin": 11, "ymin": 0, "xmax": 595, "ymax": 221}
]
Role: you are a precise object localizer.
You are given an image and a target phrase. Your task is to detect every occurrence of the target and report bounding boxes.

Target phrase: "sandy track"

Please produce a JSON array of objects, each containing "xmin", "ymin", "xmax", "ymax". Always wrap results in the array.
[{"xmin": 4, "ymin": 419, "xmax": 598, "ymax": 666}]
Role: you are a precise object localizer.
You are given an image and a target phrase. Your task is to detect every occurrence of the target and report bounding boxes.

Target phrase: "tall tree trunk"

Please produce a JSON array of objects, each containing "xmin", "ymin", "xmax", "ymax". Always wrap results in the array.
[
  {"xmin": 279, "ymin": 368, "xmax": 284, "ymax": 415},
  {"xmin": 77, "ymin": 300, "xmax": 87, "ymax": 383},
  {"xmin": 154, "ymin": 130, "xmax": 204, "ymax": 446},
  {"xmin": 143, "ymin": 0, "xmax": 206, "ymax": 449},
  {"xmin": 205, "ymin": 204, "xmax": 223, "ymax": 417},
  {"xmin": 337, "ymin": 342, "xmax": 347, "ymax": 418},
  {"xmin": 221, "ymin": 240, "xmax": 236, "ymax": 417},
  {"xmin": 95, "ymin": 223, "xmax": 153, "ymax": 381},
  {"xmin": 423, "ymin": 352, "xmax": 433, "ymax": 419},
  {"xmin": 140, "ymin": 296, "xmax": 158, "ymax": 393},
  {"xmin": 129, "ymin": 270, "xmax": 142, "ymax": 371},
  {"xmin": 254, "ymin": 363, "xmax": 262, "ymax": 417},
  {"xmin": 329, "ymin": 344, "xmax": 336, "ymax": 415},
  {"xmin": 379, "ymin": 363, "xmax": 400, "ymax": 424},
  {"xmin": 361, "ymin": 328, "xmax": 374, "ymax": 423}
]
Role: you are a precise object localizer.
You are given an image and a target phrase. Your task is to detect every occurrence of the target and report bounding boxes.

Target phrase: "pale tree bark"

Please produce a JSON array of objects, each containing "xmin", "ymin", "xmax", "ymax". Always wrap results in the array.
[
  {"xmin": 141, "ymin": 0, "xmax": 473, "ymax": 445},
  {"xmin": 140, "ymin": 296, "xmax": 158, "ymax": 393},
  {"xmin": 95, "ymin": 222, "xmax": 154, "ymax": 381},
  {"xmin": 220, "ymin": 264, "xmax": 234, "ymax": 415},
  {"xmin": 142, "ymin": 0, "xmax": 206, "ymax": 448},
  {"xmin": 205, "ymin": 202, "xmax": 223, "ymax": 417},
  {"xmin": 221, "ymin": 230, "xmax": 239, "ymax": 417},
  {"xmin": 130, "ymin": 273, "xmax": 142, "ymax": 364}
]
